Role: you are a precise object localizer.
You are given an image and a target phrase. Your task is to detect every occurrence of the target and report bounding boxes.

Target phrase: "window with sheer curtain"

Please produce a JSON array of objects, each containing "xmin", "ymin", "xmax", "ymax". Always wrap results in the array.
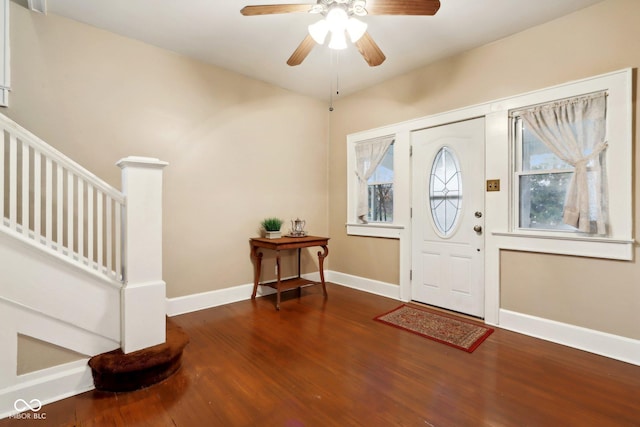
[
  {"xmin": 512, "ymin": 92, "xmax": 608, "ymax": 235},
  {"xmin": 354, "ymin": 135, "xmax": 395, "ymax": 224}
]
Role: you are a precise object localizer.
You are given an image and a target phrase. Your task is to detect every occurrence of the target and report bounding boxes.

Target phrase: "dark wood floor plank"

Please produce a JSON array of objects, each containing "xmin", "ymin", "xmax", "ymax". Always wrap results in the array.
[{"xmin": 2, "ymin": 283, "xmax": 639, "ymax": 426}]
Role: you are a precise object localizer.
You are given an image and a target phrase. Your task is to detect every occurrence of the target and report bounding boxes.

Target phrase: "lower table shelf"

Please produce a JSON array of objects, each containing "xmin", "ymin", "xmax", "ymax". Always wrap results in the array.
[
  {"xmin": 250, "ymin": 235, "xmax": 330, "ymax": 310},
  {"xmin": 261, "ymin": 277, "xmax": 316, "ymax": 292}
]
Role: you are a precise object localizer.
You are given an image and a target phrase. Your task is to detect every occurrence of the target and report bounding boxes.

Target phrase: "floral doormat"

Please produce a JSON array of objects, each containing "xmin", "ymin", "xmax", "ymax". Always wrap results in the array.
[{"xmin": 374, "ymin": 304, "xmax": 494, "ymax": 353}]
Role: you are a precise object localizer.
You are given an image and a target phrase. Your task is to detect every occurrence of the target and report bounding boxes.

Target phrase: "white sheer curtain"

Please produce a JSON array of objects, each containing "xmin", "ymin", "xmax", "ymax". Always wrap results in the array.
[
  {"xmin": 519, "ymin": 92, "xmax": 608, "ymax": 234},
  {"xmin": 355, "ymin": 136, "xmax": 394, "ymax": 223}
]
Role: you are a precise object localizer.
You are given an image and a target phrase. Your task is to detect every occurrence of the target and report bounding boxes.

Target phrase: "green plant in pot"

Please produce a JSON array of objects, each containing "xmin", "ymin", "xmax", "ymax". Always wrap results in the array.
[{"xmin": 261, "ymin": 217, "xmax": 283, "ymax": 239}]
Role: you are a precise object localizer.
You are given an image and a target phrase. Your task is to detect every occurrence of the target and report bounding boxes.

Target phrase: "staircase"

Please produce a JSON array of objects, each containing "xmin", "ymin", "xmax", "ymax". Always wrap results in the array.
[{"xmin": 0, "ymin": 113, "xmax": 169, "ymax": 418}]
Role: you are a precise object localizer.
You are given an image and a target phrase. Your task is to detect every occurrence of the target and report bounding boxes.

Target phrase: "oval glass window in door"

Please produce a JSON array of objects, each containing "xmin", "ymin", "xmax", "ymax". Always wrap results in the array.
[{"xmin": 429, "ymin": 147, "xmax": 462, "ymax": 236}]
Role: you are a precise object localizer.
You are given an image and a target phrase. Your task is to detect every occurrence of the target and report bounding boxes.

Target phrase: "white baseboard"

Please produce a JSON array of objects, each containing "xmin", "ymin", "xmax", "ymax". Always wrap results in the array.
[
  {"xmin": 166, "ymin": 281, "xmax": 276, "ymax": 317},
  {"xmin": 0, "ymin": 360, "xmax": 94, "ymax": 420},
  {"xmin": 499, "ymin": 309, "xmax": 640, "ymax": 366},
  {"xmin": 166, "ymin": 271, "xmax": 402, "ymax": 317},
  {"xmin": 325, "ymin": 270, "xmax": 402, "ymax": 300}
]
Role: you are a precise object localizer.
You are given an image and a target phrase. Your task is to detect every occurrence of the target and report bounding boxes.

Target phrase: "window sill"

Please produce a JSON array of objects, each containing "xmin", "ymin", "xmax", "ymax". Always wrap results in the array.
[
  {"xmin": 491, "ymin": 231, "xmax": 635, "ymax": 260},
  {"xmin": 346, "ymin": 223, "xmax": 404, "ymax": 239}
]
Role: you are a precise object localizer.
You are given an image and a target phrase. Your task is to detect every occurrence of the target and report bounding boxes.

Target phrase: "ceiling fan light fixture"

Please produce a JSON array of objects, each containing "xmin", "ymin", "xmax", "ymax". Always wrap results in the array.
[
  {"xmin": 308, "ymin": 19, "xmax": 329, "ymax": 44},
  {"xmin": 243, "ymin": 0, "xmax": 441, "ymax": 67},
  {"xmin": 346, "ymin": 17, "xmax": 367, "ymax": 42}
]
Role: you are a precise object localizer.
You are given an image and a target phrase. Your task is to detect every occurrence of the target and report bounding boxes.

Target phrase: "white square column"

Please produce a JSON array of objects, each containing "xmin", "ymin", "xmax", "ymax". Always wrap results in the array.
[{"xmin": 117, "ymin": 156, "xmax": 169, "ymax": 354}]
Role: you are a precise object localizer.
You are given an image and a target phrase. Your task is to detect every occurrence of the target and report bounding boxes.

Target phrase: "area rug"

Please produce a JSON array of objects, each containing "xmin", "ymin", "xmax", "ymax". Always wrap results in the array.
[{"xmin": 374, "ymin": 304, "xmax": 494, "ymax": 353}]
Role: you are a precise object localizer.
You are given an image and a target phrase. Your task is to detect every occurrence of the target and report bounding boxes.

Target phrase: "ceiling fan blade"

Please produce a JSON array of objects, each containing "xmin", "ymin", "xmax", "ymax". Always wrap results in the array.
[
  {"xmin": 240, "ymin": 4, "xmax": 312, "ymax": 16},
  {"xmin": 365, "ymin": 0, "xmax": 440, "ymax": 15},
  {"xmin": 287, "ymin": 34, "xmax": 316, "ymax": 66},
  {"xmin": 355, "ymin": 32, "xmax": 386, "ymax": 67}
]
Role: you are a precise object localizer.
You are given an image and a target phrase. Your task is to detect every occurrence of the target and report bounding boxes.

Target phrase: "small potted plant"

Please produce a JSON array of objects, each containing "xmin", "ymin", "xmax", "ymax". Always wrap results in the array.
[{"xmin": 261, "ymin": 217, "xmax": 283, "ymax": 239}]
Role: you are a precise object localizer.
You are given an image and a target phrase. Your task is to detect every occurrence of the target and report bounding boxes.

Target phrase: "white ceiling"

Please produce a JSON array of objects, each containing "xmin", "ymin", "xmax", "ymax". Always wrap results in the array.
[{"xmin": 37, "ymin": 0, "xmax": 603, "ymax": 101}]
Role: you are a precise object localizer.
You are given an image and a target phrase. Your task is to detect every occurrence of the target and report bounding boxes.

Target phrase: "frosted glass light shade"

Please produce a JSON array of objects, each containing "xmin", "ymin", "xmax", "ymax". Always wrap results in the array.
[
  {"xmin": 328, "ymin": 30, "xmax": 348, "ymax": 50},
  {"xmin": 346, "ymin": 18, "xmax": 367, "ymax": 42},
  {"xmin": 308, "ymin": 6, "xmax": 366, "ymax": 49},
  {"xmin": 325, "ymin": 6, "xmax": 348, "ymax": 32},
  {"xmin": 308, "ymin": 19, "xmax": 329, "ymax": 44}
]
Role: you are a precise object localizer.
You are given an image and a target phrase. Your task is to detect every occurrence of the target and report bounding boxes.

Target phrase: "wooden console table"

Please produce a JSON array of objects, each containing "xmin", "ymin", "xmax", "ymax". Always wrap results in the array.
[{"xmin": 250, "ymin": 236, "xmax": 329, "ymax": 310}]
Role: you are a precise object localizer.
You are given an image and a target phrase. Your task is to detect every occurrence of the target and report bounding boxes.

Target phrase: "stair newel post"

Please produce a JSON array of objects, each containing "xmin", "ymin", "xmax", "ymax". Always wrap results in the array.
[{"xmin": 117, "ymin": 156, "xmax": 169, "ymax": 354}]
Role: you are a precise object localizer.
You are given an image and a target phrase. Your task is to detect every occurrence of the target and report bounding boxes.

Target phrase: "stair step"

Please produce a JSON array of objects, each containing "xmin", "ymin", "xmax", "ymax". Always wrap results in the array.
[{"xmin": 88, "ymin": 319, "xmax": 189, "ymax": 392}]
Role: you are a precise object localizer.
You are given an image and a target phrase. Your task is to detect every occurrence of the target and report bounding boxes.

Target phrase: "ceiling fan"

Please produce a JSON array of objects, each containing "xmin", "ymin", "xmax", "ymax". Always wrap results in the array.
[{"xmin": 240, "ymin": 0, "xmax": 441, "ymax": 67}]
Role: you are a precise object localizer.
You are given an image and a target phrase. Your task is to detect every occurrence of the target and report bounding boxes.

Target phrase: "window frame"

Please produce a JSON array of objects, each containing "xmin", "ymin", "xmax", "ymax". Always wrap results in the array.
[
  {"xmin": 347, "ymin": 131, "xmax": 407, "ymax": 239},
  {"xmin": 495, "ymin": 69, "xmax": 633, "ymax": 260}
]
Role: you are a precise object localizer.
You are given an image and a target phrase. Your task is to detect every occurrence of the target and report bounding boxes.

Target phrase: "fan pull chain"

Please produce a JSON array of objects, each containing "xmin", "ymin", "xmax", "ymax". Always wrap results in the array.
[
  {"xmin": 329, "ymin": 50, "xmax": 340, "ymax": 112},
  {"xmin": 335, "ymin": 50, "xmax": 340, "ymax": 97}
]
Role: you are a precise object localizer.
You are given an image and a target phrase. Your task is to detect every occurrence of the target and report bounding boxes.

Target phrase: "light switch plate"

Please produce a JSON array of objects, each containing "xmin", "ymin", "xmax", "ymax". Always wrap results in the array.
[{"xmin": 486, "ymin": 179, "xmax": 500, "ymax": 192}]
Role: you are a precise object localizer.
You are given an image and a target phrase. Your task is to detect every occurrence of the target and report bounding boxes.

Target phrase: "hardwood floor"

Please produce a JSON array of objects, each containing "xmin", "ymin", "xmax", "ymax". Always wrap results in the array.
[{"xmin": 3, "ymin": 283, "xmax": 639, "ymax": 426}]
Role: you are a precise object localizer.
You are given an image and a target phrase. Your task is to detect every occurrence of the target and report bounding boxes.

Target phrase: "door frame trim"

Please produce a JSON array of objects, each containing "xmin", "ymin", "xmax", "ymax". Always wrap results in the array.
[{"xmin": 384, "ymin": 104, "xmax": 496, "ymax": 325}]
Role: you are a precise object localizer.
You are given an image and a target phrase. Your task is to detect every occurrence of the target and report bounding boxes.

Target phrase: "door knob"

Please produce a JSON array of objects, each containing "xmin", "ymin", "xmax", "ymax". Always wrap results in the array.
[{"xmin": 473, "ymin": 225, "xmax": 483, "ymax": 233}]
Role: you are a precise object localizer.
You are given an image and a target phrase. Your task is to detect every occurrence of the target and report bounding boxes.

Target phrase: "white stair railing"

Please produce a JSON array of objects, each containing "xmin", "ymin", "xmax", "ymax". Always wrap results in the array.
[
  {"xmin": 0, "ymin": 116, "xmax": 125, "ymax": 282},
  {"xmin": 0, "ymin": 113, "xmax": 168, "ymax": 354}
]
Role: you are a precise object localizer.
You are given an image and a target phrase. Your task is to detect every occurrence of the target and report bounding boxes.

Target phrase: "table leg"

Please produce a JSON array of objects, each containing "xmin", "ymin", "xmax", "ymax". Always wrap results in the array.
[
  {"xmin": 317, "ymin": 245, "xmax": 329, "ymax": 297},
  {"xmin": 251, "ymin": 246, "xmax": 263, "ymax": 299},
  {"xmin": 296, "ymin": 248, "xmax": 302, "ymax": 297},
  {"xmin": 275, "ymin": 250, "xmax": 281, "ymax": 310}
]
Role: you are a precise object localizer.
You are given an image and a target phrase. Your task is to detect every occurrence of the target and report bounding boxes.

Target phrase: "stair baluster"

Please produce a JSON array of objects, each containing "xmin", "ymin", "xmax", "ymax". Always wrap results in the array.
[{"xmin": 0, "ymin": 115, "xmax": 126, "ymax": 282}]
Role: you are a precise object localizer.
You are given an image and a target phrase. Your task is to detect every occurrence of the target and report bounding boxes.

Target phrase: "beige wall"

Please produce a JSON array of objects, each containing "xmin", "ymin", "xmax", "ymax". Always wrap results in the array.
[
  {"xmin": 17, "ymin": 334, "xmax": 85, "ymax": 375},
  {"xmin": 8, "ymin": 3, "xmax": 329, "ymax": 299},
  {"xmin": 500, "ymin": 250, "xmax": 640, "ymax": 339},
  {"xmin": 329, "ymin": 0, "xmax": 640, "ymax": 339}
]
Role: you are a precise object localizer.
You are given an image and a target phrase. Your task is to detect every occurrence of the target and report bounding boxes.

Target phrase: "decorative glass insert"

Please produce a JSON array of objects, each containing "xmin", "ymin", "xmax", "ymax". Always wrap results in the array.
[{"xmin": 429, "ymin": 147, "xmax": 462, "ymax": 236}]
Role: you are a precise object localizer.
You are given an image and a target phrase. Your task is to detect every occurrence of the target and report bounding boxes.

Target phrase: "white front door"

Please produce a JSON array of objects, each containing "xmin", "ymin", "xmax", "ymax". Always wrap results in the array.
[{"xmin": 411, "ymin": 118, "xmax": 485, "ymax": 317}]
